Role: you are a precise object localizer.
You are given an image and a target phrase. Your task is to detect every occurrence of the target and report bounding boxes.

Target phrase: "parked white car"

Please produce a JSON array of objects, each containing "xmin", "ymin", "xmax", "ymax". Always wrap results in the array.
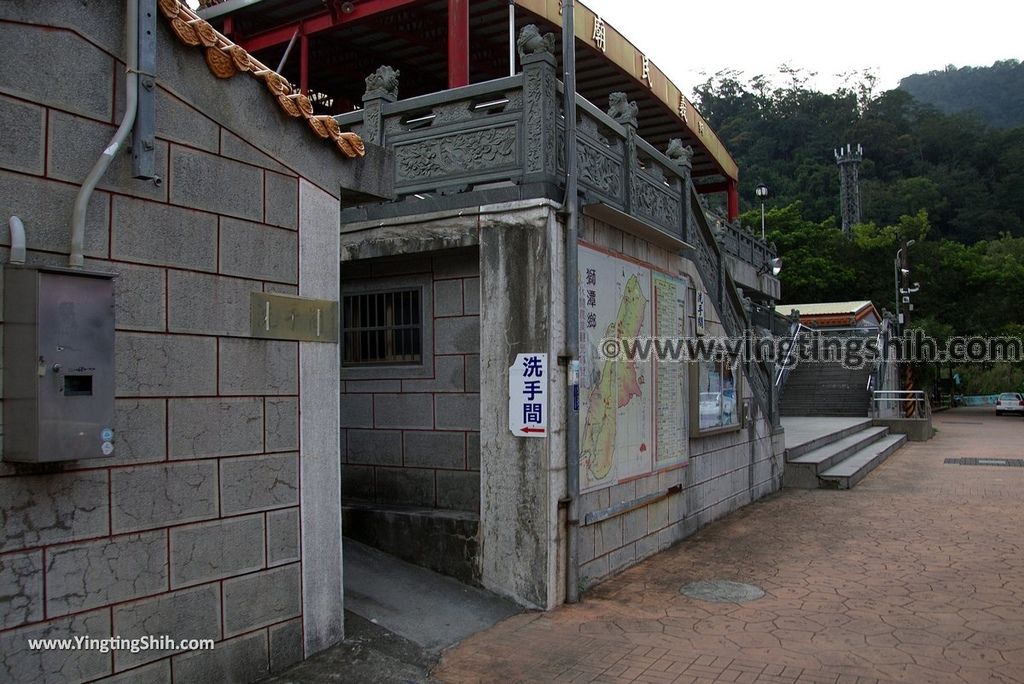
[{"xmin": 995, "ymin": 392, "xmax": 1024, "ymax": 416}]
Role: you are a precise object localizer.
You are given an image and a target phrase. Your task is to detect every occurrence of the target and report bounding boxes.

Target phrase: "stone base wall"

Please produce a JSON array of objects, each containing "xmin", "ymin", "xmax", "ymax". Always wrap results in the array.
[{"xmin": 340, "ymin": 249, "xmax": 481, "ymax": 513}]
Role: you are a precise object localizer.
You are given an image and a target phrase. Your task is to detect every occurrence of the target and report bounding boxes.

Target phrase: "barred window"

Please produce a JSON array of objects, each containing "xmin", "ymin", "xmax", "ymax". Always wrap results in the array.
[{"xmin": 342, "ymin": 289, "xmax": 422, "ymax": 365}]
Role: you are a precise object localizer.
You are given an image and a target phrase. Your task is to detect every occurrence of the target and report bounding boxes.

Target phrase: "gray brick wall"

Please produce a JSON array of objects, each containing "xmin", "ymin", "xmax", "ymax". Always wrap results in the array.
[
  {"xmin": 0, "ymin": 8, "xmax": 319, "ymax": 681},
  {"xmin": 340, "ymin": 250, "xmax": 481, "ymax": 512}
]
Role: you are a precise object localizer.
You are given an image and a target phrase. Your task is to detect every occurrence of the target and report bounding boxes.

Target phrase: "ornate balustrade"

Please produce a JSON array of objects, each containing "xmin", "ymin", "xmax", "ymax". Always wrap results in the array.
[
  {"xmin": 338, "ymin": 53, "xmax": 692, "ymax": 247},
  {"xmin": 337, "ymin": 48, "xmax": 776, "ymax": 424}
]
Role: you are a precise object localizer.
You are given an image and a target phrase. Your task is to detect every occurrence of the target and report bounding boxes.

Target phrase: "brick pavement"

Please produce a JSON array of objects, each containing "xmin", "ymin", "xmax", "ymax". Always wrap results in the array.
[{"xmin": 434, "ymin": 408, "xmax": 1024, "ymax": 684}]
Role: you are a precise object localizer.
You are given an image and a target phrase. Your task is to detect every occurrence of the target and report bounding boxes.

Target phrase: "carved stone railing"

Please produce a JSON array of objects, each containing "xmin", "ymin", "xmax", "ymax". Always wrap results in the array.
[
  {"xmin": 688, "ymin": 187, "xmax": 776, "ymax": 425},
  {"xmin": 338, "ymin": 52, "xmax": 691, "ymax": 247},
  {"xmin": 706, "ymin": 212, "xmax": 778, "ymax": 265}
]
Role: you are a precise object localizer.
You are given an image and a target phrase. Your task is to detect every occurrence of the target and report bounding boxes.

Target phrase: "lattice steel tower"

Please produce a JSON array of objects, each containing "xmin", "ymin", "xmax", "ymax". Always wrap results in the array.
[{"xmin": 835, "ymin": 143, "xmax": 863, "ymax": 235}]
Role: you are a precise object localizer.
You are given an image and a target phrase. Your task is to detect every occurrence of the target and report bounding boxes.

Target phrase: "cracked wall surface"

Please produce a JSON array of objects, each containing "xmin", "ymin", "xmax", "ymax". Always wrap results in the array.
[{"xmin": 0, "ymin": 1, "xmax": 357, "ymax": 680}]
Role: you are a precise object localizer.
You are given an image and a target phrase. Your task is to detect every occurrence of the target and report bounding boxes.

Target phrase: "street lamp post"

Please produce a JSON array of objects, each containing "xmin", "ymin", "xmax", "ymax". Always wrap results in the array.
[
  {"xmin": 755, "ymin": 183, "xmax": 769, "ymax": 241},
  {"xmin": 894, "ymin": 239, "xmax": 919, "ymax": 416},
  {"xmin": 893, "ymin": 239, "xmax": 915, "ymax": 337}
]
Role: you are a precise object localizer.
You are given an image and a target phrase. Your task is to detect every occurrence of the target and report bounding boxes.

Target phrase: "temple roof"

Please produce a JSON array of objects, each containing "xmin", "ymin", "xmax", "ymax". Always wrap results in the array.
[{"xmin": 197, "ymin": 0, "xmax": 738, "ymax": 181}]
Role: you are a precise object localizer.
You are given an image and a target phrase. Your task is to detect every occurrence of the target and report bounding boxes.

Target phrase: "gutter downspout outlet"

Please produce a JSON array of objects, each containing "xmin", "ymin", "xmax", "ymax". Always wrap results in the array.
[{"xmin": 9, "ymin": 216, "xmax": 26, "ymax": 264}]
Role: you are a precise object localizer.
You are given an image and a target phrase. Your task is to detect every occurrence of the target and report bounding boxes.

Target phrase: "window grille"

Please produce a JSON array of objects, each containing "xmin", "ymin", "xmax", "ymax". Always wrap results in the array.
[{"xmin": 342, "ymin": 289, "xmax": 422, "ymax": 365}]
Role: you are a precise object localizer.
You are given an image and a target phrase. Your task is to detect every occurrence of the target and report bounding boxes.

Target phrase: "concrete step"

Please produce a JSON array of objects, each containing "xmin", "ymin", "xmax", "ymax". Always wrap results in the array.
[
  {"xmin": 784, "ymin": 418, "xmax": 874, "ymax": 460},
  {"xmin": 780, "ymin": 406, "xmax": 870, "ymax": 415},
  {"xmin": 818, "ymin": 433, "xmax": 907, "ymax": 490},
  {"xmin": 784, "ymin": 426, "xmax": 889, "ymax": 488},
  {"xmin": 781, "ymin": 399, "xmax": 869, "ymax": 408},
  {"xmin": 780, "ymin": 405, "xmax": 870, "ymax": 418}
]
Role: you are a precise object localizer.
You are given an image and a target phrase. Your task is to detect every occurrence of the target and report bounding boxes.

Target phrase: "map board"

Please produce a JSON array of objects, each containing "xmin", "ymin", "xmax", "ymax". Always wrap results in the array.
[{"xmin": 578, "ymin": 243, "xmax": 688, "ymax": 493}]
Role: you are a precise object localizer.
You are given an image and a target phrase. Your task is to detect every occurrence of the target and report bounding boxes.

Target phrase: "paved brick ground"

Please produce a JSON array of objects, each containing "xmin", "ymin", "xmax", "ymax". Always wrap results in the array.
[{"xmin": 435, "ymin": 408, "xmax": 1024, "ymax": 684}]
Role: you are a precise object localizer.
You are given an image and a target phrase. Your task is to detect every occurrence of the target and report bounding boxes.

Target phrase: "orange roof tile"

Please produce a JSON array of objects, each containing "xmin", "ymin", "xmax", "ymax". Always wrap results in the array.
[{"xmin": 159, "ymin": 0, "xmax": 365, "ymax": 159}]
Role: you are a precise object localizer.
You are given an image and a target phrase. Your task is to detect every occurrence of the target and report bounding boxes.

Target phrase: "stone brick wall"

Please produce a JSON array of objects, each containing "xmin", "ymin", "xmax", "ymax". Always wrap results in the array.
[
  {"xmin": 573, "ymin": 215, "xmax": 781, "ymax": 588},
  {"xmin": 340, "ymin": 249, "xmax": 481, "ymax": 513},
  {"xmin": 0, "ymin": 4, "xmax": 363, "ymax": 680}
]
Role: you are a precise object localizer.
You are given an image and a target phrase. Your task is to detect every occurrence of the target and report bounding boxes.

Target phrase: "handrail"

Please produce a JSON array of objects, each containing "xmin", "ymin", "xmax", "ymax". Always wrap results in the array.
[
  {"xmin": 775, "ymin": 323, "xmax": 813, "ymax": 387},
  {"xmin": 870, "ymin": 321, "xmax": 888, "ymax": 393},
  {"xmin": 799, "ymin": 325, "xmax": 880, "ymax": 335},
  {"xmin": 382, "ymin": 74, "xmax": 523, "ymax": 115},
  {"xmin": 871, "ymin": 390, "xmax": 930, "ymax": 420}
]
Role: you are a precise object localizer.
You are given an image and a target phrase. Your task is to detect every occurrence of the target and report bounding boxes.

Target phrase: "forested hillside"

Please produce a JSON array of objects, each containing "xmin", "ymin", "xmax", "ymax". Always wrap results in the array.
[
  {"xmin": 692, "ymin": 69, "xmax": 1024, "ymax": 244},
  {"xmin": 899, "ymin": 60, "xmax": 1024, "ymax": 130},
  {"xmin": 691, "ymin": 69, "xmax": 1024, "ymax": 390}
]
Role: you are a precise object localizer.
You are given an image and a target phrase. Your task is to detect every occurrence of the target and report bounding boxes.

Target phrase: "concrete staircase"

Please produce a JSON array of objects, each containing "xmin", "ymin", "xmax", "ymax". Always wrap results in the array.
[
  {"xmin": 780, "ymin": 362, "xmax": 874, "ymax": 417},
  {"xmin": 784, "ymin": 419, "xmax": 906, "ymax": 489}
]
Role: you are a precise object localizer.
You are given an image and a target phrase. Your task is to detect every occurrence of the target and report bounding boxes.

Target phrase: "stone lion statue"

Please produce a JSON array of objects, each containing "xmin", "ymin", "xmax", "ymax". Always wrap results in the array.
[
  {"xmin": 364, "ymin": 65, "xmax": 400, "ymax": 98},
  {"xmin": 665, "ymin": 138, "xmax": 693, "ymax": 165},
  {"xmin": 516, "ymin": 24, "xmax": 555, "ymax": 59},
  {"xmin": 607, "ymin": 92, "xmax": 638, "ymax": 127}
]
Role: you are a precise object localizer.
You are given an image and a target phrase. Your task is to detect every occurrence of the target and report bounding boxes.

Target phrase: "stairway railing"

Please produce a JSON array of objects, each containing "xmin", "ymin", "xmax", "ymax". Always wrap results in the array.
[
  {"xmin": 871, "ymin": 390, "xmax": 929, "ymax": 420},
  {"xmin": 688, "ymin": 184, "xmax": 776, "ymax": 426},
  {"xmin": 776, "ymin": 324, "xmax": 812, "ymax": 385}
]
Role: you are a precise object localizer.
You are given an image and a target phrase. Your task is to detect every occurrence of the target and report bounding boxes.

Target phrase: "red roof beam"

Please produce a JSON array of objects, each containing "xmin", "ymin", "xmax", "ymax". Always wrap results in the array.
[{"xmin": 239, "ymin": 0, "xmax": 425, "ymax": 54}]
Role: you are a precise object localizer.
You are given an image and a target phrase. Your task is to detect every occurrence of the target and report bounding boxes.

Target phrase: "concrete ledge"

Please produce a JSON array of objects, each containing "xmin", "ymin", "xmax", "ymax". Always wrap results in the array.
[
  {"xmin": 872, "ymin": 418, "xmax": 935, "ymax": 441},
  {"xmin": 342, "ymin": 503, "xmax": 479, "ymax": 585}
]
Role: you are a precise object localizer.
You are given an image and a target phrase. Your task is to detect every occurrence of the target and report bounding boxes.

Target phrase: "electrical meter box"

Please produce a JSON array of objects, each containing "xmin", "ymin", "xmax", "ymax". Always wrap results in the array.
[{"xmin": 3, "ymin": 265, "xmax": 116, "ymax": 463}]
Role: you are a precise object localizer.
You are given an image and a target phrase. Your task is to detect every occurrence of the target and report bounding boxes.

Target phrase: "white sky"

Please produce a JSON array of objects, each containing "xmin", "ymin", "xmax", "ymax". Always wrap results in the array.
[
  {"xmin": 188, "ymin": 0, "xmax": 1023, "ymax": 95},
  {"xmin": 581, "ymin": 0, "xmax": 1024, "ymax": 95}
]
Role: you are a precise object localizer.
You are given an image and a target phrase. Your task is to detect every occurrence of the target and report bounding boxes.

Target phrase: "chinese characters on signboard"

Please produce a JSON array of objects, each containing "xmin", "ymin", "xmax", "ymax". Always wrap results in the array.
[
  {"xmin": 696, "ymin": 290, "xmax": 706, "ymax": 334},
  {"xmin": 508, "ymin": 353, "xmax": 548, "ymax": 437}
]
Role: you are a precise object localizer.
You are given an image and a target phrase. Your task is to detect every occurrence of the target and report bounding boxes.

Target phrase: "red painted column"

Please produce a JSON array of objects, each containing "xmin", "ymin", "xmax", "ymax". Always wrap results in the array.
[
  {"xmin": 448, "ymin": 0, "xmax": 470, "ymax": 88},
  {"xmin": 727, "ymin": 178, "xmax": 740, "ymax": 221},
  {"xmin": 299, "ymin": 32, "xmax": 309, "ymax": 95}
]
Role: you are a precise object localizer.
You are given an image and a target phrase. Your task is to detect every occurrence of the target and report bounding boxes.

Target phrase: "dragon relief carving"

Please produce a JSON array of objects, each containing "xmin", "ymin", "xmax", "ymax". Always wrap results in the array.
[
  {"xmin": 395, "ymin": 126, "xmax": 517, "ymax": 181},
  {"xmin": 577, "ymin": 141, "xmax": 621, "ymax": 199},
  {"xmin": 631, "ymin": 175, "xmax": 680, "ymax": 229}
]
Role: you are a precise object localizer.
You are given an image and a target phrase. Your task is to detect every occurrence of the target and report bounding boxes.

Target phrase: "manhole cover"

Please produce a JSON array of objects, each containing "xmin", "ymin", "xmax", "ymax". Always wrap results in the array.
[
  {"xmin": 680, "ymin": 580, "xmax": 765, "ymax": 603},
  {"xmin": 944, "ymin": 458, "xmax": 1024, "ymax": 467}
]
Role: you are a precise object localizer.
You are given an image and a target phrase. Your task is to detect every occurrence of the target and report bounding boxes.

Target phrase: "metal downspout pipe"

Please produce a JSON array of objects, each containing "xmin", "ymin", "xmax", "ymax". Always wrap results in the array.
[
  {"xmin": 70, "ymin": 0, "xmax": 140, "ymax": 268},
  {"xmin": 561, "ymin": 0, "xmax": 581, "ymax": 604}
]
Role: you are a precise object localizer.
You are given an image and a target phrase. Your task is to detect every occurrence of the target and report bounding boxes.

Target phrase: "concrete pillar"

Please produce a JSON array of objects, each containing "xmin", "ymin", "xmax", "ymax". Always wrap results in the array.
[
  {"xmin": 521, "ymin": 51, "xmax": 559, "ymax": 186},
  {"xmin": 360, "ymin": 71, "xmax": 398, "ymax": 149},
  {"xmin": 298, "ymin": 180, "xmax": 344, "ymax": 654},
  {"xmin": 478, "ymin": 200, "xmax": 565, "ymax": 609}
]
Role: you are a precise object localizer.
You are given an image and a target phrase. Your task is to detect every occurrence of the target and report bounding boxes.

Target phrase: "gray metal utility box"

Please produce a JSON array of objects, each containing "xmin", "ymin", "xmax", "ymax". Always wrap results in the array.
[{"xmin": 3, "ymin": 265, "xmax": 116, "ymax": 463}]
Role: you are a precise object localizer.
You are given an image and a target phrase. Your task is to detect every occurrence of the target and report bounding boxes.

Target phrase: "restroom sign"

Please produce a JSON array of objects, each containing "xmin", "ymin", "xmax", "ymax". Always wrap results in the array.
[
  {"xmin": 696, "ymin": 290, "xmax": 706, "ymax": 334},
  {"xmin": 509, "ymin": 353, "xmax": 548, "ymax": 437}
]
